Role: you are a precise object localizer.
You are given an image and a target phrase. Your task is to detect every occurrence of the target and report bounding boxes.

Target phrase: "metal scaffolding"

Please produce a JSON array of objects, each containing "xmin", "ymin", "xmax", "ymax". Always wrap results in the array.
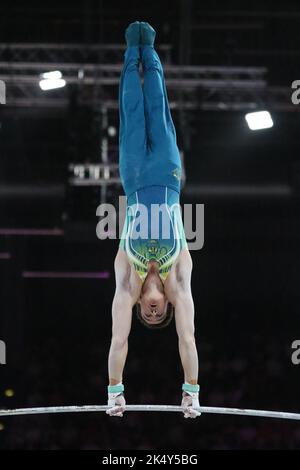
[{"xmin": 0, "ymin": 42, "xmax": 294, "ymax": 111}]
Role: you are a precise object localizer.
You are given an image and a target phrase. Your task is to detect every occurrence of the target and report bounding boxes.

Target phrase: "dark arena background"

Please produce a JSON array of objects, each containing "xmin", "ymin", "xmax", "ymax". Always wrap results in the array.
[{"xmin": 0, "ymin": 0, "xmax": 300, "ymax": 452}]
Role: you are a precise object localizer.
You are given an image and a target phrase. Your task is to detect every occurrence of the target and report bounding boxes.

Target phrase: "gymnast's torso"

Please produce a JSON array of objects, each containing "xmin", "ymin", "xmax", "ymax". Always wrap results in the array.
[{"xmin": 119, "ymin": 185, "xmax": 187, "ymax": 282}]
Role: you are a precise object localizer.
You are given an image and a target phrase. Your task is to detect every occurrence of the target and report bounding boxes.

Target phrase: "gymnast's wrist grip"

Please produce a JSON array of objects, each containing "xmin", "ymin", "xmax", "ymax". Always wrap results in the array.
[
  {"xmin": 182, "ymin": 383, "xmax": 200, "ymax": 410},
  {"xmin": 107, "ymin": 384, "xmax": 124, "ymax": 394},
  {"xmin": 182, "ymin": 383, "xmax": 200, "ymax": 394}
]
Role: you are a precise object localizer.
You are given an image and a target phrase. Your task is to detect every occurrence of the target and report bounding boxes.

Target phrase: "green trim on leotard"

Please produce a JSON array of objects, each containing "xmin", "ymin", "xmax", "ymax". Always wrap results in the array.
[{"xmin": 120, "ymin": 186, "xmax": 187, "ymax": 283}]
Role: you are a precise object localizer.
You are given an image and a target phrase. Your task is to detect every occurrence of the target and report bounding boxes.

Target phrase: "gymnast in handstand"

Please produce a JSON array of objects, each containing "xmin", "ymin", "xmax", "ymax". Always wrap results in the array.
[{"xmin": 107, "ymin": 22, "xmax": 200, "ymax": 419}]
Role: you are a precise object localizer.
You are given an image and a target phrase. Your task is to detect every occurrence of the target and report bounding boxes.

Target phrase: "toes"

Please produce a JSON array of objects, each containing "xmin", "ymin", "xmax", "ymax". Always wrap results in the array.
[
  {"xmin": 127, "ymin": 21, "xmax": 140, "ymax": 30},
  {"xmin": 141, "ymin": 22, "xmax": 155, "ymax": 31}
]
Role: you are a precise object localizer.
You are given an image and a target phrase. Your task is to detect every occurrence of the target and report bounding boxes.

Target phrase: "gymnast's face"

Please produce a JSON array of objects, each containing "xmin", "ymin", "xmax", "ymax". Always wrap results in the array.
[{"xmin": 139, "ymin": 264, "xmax": 168, "ymax": 325}]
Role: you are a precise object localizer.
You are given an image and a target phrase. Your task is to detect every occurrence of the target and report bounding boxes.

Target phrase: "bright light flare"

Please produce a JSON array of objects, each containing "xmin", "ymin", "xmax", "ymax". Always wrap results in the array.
[
  {"xmin": 41, "ymin": 70, "xmax": 62, "ymax": 80},
  {"xmin": 39, "ymin": 78, "xmax": 66, "ymax": 91},
  {"xmin": 245, "ymin": 111, "xmax": 273, "ymax": 130}
]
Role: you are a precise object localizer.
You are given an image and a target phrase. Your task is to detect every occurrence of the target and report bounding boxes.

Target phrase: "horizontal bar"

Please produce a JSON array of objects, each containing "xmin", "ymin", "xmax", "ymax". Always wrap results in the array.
[{"xmin": 0, "ymin": 405, "xmax": 300, "ymax": 421}]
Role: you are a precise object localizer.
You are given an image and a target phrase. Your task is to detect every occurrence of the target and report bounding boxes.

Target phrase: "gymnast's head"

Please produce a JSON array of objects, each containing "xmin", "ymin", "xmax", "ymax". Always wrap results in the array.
[{"xmin": 136, "ymin": 260, "xmax": 174, "ymax": 329}]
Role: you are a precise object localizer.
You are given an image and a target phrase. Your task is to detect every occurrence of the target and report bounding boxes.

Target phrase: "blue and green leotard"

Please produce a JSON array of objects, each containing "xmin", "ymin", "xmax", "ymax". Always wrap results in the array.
[{"xmin": 120, "ymin": 186, "xmax": 187, "ymax": 282}]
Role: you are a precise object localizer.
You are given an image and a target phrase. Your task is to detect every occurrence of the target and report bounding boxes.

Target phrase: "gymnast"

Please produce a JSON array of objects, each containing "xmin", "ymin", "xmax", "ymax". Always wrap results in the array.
[{"xmin": 106, "ymin": 21, "xmax": 200, "ymax": 419}]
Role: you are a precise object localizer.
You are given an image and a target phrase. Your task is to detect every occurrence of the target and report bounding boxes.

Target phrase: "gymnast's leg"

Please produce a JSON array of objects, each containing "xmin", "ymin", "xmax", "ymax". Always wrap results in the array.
[
  {"xmin": 119, "ymin": 22, "xmax": 147, "ymax": 197},
  {"xmin": 140, "ymin": 23, "xmax": 178, "ymax": 154},
  {"xmin": 139, "ymin": 22, "xmax": 182, "ymax": 191}
]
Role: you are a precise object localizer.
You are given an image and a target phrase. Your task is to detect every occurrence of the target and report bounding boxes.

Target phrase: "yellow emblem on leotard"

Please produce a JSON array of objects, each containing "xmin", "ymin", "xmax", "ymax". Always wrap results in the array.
[{"xmin": 172, "ymin": 168, "xmax": 181, "ymax": 181}]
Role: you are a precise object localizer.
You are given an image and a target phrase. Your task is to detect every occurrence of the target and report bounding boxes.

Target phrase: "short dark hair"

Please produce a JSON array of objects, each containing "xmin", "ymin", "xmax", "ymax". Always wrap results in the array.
[{"xmin": 135, "ymin": 302, "xmax": 174, "ymax": 330}]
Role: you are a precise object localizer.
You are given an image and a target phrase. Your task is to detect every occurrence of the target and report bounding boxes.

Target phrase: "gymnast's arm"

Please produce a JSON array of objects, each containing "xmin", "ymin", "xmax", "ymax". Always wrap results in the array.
[
  {"xmin": 165, "ymin": 250, "xmax": 199, "ymax": 385},
  {"xmin": 108, "ymin": 249, "xmax": 139, "ymax": 386}
]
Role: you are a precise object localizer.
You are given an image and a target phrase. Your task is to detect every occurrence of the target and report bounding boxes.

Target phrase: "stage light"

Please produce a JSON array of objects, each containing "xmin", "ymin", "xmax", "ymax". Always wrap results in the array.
[
  {"xmin": 0, "ymin": 423, "xmax": 5, "ymax": 431},
  {"xmin": 108, "ymin": 126, "xmax": 117, "ymax": 137},
  {"xmin": 245, "ymin": 111, "xmax": 273, "ymax": 130},
  {"xmin": 39, "ymin": 71, "xmax": 66, "ymax": 90},
  {"xmin": 39, "ymin": 78, "xmax": 66, "ymax": 91},
  {"xmin": 4, "ymin": 389, "xmax": 15, "ymax": 398},
  {"xmin": 41, "ymin": 70, "xmax": 62, "ymax": 80}
]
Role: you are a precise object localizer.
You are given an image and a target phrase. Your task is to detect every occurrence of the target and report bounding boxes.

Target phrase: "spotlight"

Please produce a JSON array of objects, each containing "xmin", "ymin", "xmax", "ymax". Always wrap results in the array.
[
  {"xmin": 245, "ymin": 111, "xmax": 273, "ymax": 130},
  {"xmin": 41, "ymin": 71, "xmax": 62, "ymax": 80},
  {"xmin": 108, "ymin": 126, "xmax": 117, "ymax": 137},
  {"xmin": 39, "ymin": 70, "xmax": 66, "ymax": 91},
  {"xmin": 39, "ymin": 78, "xmax": 66, "ymax": 91}
]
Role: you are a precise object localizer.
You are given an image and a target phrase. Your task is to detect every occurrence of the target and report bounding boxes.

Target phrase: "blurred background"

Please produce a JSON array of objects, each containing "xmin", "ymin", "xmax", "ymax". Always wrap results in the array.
[{"xmin": 0, "ymin": 0, "xmax": 300, "ymax": 450}]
